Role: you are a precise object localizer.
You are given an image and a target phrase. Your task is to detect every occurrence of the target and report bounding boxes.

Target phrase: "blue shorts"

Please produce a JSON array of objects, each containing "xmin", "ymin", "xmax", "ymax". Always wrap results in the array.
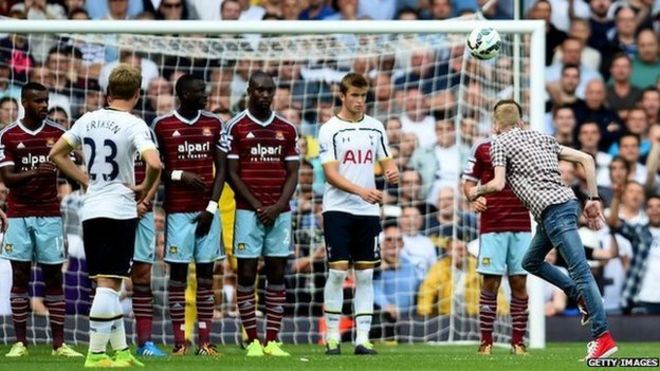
[
  {"xmin": 134, "ymin": 212, "xmax": 155, "ymax": 263},
  {"xmin": 2, "ymin": 217, "xmax": 65, "ymax": 264},
  {"xmin": 165, "ymin": 211, "xmax": 223, "ymax": 263},
  {"xmin": 477, "ymin": 232, "xmax": 531, "ymax": 276},
  {"xmin": 233, "ymin": 210, "xmax": 292, "ymax": 259}
]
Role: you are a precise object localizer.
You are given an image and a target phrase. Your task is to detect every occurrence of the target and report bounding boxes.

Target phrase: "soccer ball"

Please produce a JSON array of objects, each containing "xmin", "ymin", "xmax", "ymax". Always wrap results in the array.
[{"xmin": 466, "ymin": 27, "xmax": 501, "ymax": 60}]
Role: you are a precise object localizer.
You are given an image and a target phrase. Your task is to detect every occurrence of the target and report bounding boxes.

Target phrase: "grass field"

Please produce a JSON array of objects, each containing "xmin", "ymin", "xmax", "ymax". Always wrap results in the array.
[{"xmin": 1, "ymin": 342, "xmax": 659, "ymax": 370}]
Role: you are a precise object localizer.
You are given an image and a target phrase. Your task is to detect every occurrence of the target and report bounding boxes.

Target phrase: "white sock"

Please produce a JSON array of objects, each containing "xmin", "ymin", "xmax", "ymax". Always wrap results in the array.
[
  {"xmin": 89, "ymin": 287, "xmax": 120, "ymax": 354},
  {"xmin": 323, "ymin": 269, "xmax": 347, "ymax": 343},
  {"xmin": 354, "ymin": 269, "xmax": 374, "ymax": 345},
  {"xmin": 109, "ymin": 294, "xmax": 127, "ymax": 351}
]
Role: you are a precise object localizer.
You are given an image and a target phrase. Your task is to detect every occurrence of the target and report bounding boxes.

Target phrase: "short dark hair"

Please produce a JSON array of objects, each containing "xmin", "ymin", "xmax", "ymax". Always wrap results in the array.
[
  {"xmin": 0, "ymin": 96, "xmax": 18, "ymax": 107},
  {"xmin": 175, "ymin": 74, "xmax": 199, "ymax": 99},
  {"xmin": 618, "ymin": 132, "xmax": 641, "ymax": 146},
  {"xmin": 561, "ymin": 63, "xmax": 580, "ymax": 75},
  {"xmin": 221, "ymin": 0, "xmax": 240, "ymax": 12},
  {"xmin": 339, "ymin": 73, "xmax": 369, "ymax": 95},
  {"xmin": 21, "ymin": 82, "xmax": 48, "ymax": 99},
  {"xmin": 552, "ymin": 104, "xmax": 575, "ymax": 118}
]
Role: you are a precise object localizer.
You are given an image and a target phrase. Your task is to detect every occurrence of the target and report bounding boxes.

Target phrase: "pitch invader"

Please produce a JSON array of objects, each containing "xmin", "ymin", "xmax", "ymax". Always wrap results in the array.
[
  {"xmin": 0, "ymin": 83, "xmax": 83, "ymax": 358},
  {"xmin": 227, "ymin": 71, "xmax": 299, "ymax": 357},
  {"xmin": 131, "ymin": 129, "xmax": 167, "ymax": 357},
  {"xmin": 152, "ymin": 74, "xmax": 227, "ymax": 356},
  {"xmin": 462, "ymin": 132, "xmax": 532, "ymax": 355},
  {"xmin": 49, "ymin": 64, "xmax": 160, "ymax": 368},
  {"xmin": 318, "ymin": 73, "xmax": 399, "ymax": 355}
]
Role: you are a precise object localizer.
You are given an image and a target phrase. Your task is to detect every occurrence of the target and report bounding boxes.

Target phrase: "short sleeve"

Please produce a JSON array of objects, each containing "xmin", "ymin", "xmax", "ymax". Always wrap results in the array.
[
  {"xmin": 0, "ymin": 133, "xmax": 13, "ymax": 167},
  {"xmin": 284, "ymin": 125, "xmax": 300, "ymax": 161},
  {"xmin": 376, "ymin": 124, "xmax": 390, "ymax": 161},
  {"xmin": 549, "ymin": 135, "xmax": 562, "ymax": 156},
  {"xmin": 217, "ymin": 126, "xmax": 229, "ymax": 153},
  {"xmin": 318, "ymin": 124, "xmax": 336, "ymax": 164},
  {"xmin": 62, "ymin": 120, "xmax": 83, "ymax": 149},
  {"xmin": 490, "ymin": 138, "xmax": 506, "ymax": 168},
  {"xmin": 462, "ymin": 143, "xmax": 483, "ymax": 182},
  {"xmin": 226, "ymin": 122, "xmax": 239, "ymax": 160},
  {"xmin": 132, "ymin": 120, "xmax": 157, "ymax": 156}
]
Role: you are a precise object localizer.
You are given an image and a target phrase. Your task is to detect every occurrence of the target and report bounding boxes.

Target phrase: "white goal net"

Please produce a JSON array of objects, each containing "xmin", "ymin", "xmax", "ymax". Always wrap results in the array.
[{"xmin": 0, "ymin": 20, "xmax": 545, "ymax": 347}]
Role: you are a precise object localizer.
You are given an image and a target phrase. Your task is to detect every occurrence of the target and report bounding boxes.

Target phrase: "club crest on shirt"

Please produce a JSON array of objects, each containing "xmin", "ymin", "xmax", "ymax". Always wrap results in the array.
[
  {"xmin": 482, "ymin": 257, "xmax": 491, "ymax": 266},
  {"xmin": 169, "ymin": 246, "xmax": 178, "ymax": 255},
  {"xmin": 237, "ymin": 243, "xmax": 246, "ymax": 251},
  {"xmin": 4, "ymin": 244, "xmax": 13, "ymax": 253},
  {"xmin": 46, "ymin": 138, "xmax": 55, "ymax": 147},
  {"xmin": 275, "ymin": 131, "xmax": 285, "ymax": 140},
  {"xmin": 202, "ymin": 127, "xmax": 212, "ymax": 137}
]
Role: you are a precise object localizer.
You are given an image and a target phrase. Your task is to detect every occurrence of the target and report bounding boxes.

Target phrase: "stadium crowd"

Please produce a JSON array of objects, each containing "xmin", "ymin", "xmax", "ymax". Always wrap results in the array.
[{"xmin": 0, "ymin": 0, "xmax": 658, "ymax": 344}]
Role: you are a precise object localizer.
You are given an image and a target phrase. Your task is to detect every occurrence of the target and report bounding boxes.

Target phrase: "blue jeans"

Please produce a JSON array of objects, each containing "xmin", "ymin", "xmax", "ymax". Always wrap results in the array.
[{"xmin": 521, "ymin": 199, "xmax": 608, "ymax": 338}]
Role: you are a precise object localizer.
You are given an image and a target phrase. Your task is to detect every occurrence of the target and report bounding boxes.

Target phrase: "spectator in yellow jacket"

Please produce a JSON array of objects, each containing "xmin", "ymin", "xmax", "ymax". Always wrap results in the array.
[{"xmin": 417, "ymin": 238, "xmax": 509, "ymax": 317}]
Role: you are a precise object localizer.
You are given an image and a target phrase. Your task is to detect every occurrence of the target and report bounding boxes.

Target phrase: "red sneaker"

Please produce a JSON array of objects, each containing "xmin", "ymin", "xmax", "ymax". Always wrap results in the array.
[{"xmin": 584, "ymin": 332, "xmax": 618, "ymax": 360}]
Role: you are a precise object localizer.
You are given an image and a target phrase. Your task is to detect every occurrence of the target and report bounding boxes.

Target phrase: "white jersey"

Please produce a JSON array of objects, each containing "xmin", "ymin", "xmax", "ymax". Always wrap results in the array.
[
  {"xmin": 62, "ymin": 108, "xmax": 157, "ymax": 221},
  {"xmin": 318, "ymin": 114, "xmax": 390, "ymax": 216}
]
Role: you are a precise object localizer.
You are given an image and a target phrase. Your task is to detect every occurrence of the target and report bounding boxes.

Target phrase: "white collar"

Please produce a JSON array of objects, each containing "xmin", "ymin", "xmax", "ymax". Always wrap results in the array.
[
  {"xmin": 18, "ymin": 120, "xmax": 45, "ymax": 136},
  {"xmin": 246, "ymin": 109, "xmax": 275, "ymax": 127},
  {"xmin": 174, "ymin": 110, "xmax": 201, "ymax": 126}
]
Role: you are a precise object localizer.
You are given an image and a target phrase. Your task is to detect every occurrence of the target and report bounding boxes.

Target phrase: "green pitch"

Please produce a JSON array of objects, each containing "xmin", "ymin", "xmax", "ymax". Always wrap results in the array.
[{"xmin": 1, "ymin": 342, "xmax": 658, "ymax": 370}]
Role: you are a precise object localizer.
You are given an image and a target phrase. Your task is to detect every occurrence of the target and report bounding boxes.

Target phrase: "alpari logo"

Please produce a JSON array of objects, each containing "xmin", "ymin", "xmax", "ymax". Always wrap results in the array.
[
  {"xmin": 21, "ymin": 153, "xmax": 48, "ymax": 168},
  {"xmin": 177, "ymin": 140, "xmax": 210, "ymax": 160},
  {"xmin": 250, "ymin": 143, "xmax": 282, "ymax": 162}
]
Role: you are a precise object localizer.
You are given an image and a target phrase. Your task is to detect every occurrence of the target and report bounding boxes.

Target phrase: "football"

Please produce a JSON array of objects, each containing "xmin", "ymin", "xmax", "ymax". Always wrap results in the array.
[{"xmin": 466, "ymin": 27, "xmax": 501, "ymax": 60}]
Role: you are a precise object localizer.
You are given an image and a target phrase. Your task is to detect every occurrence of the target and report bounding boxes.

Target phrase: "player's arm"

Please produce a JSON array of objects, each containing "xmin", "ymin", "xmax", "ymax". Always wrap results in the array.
[
  {"xmin": 48, "ymin": 137, "xmax": 89, "ymax": 189},
  {"xmin": 467, "ymin": 166, "xmax": 506, "ymax": 200},
  {"xmin": 323, "ymin": 161, "xmax": 382, "ymax": 204},
  {"xmin": 379, "ymin": 157, "xmax": 399, "ymax": 184},
  {"xmin": 136, "ymin": 148, "xmax": 162, "ymax": 204},
  {"xmin": 558, "ymin": 146, "xmax": 604, "ymax": 229},
  {"xmin": 227, "ymin": 157, "xmax": 261, "ymax": 207},
  {"xmin": 193, "ymin": 146, "xmax": 227, "ymax": 237},
  {"xmin": 258, "ymin": 159, "xmax": 300, "ymax": 226},
  {"xmin": 462, "ymin": 179, "xmax": 487, "ymax": 213},
  {"xmin": 644, "ymin": 142, "xmax": 659, "ymax": 194}
]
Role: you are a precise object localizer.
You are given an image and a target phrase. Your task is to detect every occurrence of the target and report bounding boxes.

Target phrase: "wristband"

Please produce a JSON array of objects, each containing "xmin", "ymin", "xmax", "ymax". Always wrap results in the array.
[
  {"xmin": 171, "ymin": 170, "xmax": 183, "ymax": 181},
  {"xmin": 206, "ymin": 200, "xmax": 218, "ymax": 214},
  {"xmin": 587, "ymin": 196, "xmax": 601, "ymax": 201}
]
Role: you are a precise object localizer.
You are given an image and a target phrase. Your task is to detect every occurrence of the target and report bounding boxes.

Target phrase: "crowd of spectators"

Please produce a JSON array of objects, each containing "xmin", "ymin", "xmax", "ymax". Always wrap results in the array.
[{"xmin": 0, "ymin": 0, "xmax": 657, "ymax": 343}]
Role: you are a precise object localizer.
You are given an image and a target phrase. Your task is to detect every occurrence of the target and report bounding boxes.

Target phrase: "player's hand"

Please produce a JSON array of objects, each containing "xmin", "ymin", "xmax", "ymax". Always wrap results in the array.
[
  {"xmin": 180, "ymin": 171, "xmax": 206, "ymax": 191},
  {"xmin": 583, "ymin": 200, "xmax": 605, "ymax": 230},
  {"xmin": 129, "ymin": 183, "xmax": 147, "ymax": 204},
  {"xmin": 467, "ymin": 186, "xmax": 479, "ymax": 201},
  {"xmin": 384, "ymin": 168, "xmax": 399, "ymax": 184},
  {"xmin": 137, "ymin": 201, "xmax": 150, "ymax": 218},
  {"xmin": 472, "ymin": 196, "xmax": 487, "ymax": 213},
  {"xmin": 359, "ymin": 188, "xmax": 382, "ymax": 204},
  {"xmin": 193, "ymin": 210, "xmax": 214, "ymax": 238},
  {"xmin": 0, "ymin": 209, "xmax": 7, "ymax": 232},
  {"xmin": 257, "ymin": 203, "xmax": 284, "ymax": 226},
  {"xmin": 36, "ymin": 162, "xmax": 58, "ymax": 175},
  {"xmin": 384, "ymin": 304, "xmax": 400, "ymax": 320}
]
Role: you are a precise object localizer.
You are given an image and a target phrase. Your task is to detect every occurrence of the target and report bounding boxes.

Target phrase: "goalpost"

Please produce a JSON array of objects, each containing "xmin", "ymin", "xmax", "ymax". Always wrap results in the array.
[{"xmin": 0, "ymin": 19, "xmax": 546, "ymax": 349}]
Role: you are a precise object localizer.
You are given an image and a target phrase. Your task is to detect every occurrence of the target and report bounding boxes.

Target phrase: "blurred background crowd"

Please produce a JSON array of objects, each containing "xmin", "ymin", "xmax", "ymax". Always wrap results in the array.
[{"xmin": 0, "ymin": 0, "xmax": 658, "ymax": 343}]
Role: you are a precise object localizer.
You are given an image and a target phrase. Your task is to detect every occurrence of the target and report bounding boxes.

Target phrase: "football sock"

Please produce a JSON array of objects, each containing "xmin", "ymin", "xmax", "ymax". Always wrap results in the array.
[
  {"xmin": 10, "ymin": 287, "xmax": 29, "ymax": 345},
  {"xmin": 168, "ymin": 280, "xmax": 186, "ymax": 346},
  {"xmin": 265, "ymin": 284, "xmax": 286, "ymax": 342},
  {"xmin": 196, "ymin": 278, "xmax": 214, "ymax": 345},
  {"xmin": 132, "ymin": 283, "xmax": 153, "ymax": 347},
  {"xmin": 323, "ymin": 269, "xmax": 347, "ymax": 343},
  {"xmin": 237, "ymin": 285, "xmax": 258, "ymax": 342},
  {"xmin": 511, "ymin": 295, "xmax": 529, "ymax": 345},
  {"xmin": 89, "ymin": 287, "xmax": 120, "ymax": 353},
  {"xmin": 44, "ymin": 286, "xmax": 66, "ymax": 349},
  {"xmin": 479, "ymin": 290, "xmax": 497, "ymax": 345},
  {"xmin": 354, "ymin": 269, "xmax": 374, "ymax": 345}
]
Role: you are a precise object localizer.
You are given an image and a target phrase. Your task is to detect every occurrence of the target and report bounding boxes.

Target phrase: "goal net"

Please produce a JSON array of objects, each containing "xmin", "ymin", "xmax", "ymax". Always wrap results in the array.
[{"xmin": 0, "ymin": 20, "xmax": 546, "ymax": 348}]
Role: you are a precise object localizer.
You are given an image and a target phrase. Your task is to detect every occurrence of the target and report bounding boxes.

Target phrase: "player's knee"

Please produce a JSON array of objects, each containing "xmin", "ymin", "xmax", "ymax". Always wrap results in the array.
[
  {"xmin": 195, "ymin": 262, "xmax": 214, "ymax": 280},
  {"xmin": 169, "ymin": 263, "xmax": 188, "ymax": 283},
  {"xmin": 482, "ymin": 275, "xmax": 501, "ymax": 293},
  {"xmin": 327, "ymin": 268, "xmax": 348, "ymax": 286},
  {"xmin": 521, "ymin": 255, "xmax": 538, "ymax": 273}
]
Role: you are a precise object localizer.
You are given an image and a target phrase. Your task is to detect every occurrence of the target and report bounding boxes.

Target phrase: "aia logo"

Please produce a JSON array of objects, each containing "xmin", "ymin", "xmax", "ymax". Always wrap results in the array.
[{"xmin": 342, "ymin": 149, "xmax": 373, "ymax": 164}]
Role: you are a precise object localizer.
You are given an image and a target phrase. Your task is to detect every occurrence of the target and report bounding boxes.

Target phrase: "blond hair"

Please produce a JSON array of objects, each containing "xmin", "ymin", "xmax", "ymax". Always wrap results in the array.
[
  {"xmin": 108, "ymin": 64, "xmax": 141, "ymax": 100},
  {"xmin": 493, "ymin": 100, "xmax": 522, "ymax": 130}
]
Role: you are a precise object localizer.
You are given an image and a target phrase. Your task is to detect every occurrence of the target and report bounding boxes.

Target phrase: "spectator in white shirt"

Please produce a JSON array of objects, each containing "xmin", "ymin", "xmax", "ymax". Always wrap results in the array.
[{"xmin": 399, "ymin": 206, "xmax": 437, "ymax": 281}]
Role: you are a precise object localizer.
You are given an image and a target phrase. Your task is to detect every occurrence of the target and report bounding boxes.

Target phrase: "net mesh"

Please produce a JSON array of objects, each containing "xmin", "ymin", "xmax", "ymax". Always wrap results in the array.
[{"xmin": 0, "ymin": 28, "xmax": 532, "ymax": 346}]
